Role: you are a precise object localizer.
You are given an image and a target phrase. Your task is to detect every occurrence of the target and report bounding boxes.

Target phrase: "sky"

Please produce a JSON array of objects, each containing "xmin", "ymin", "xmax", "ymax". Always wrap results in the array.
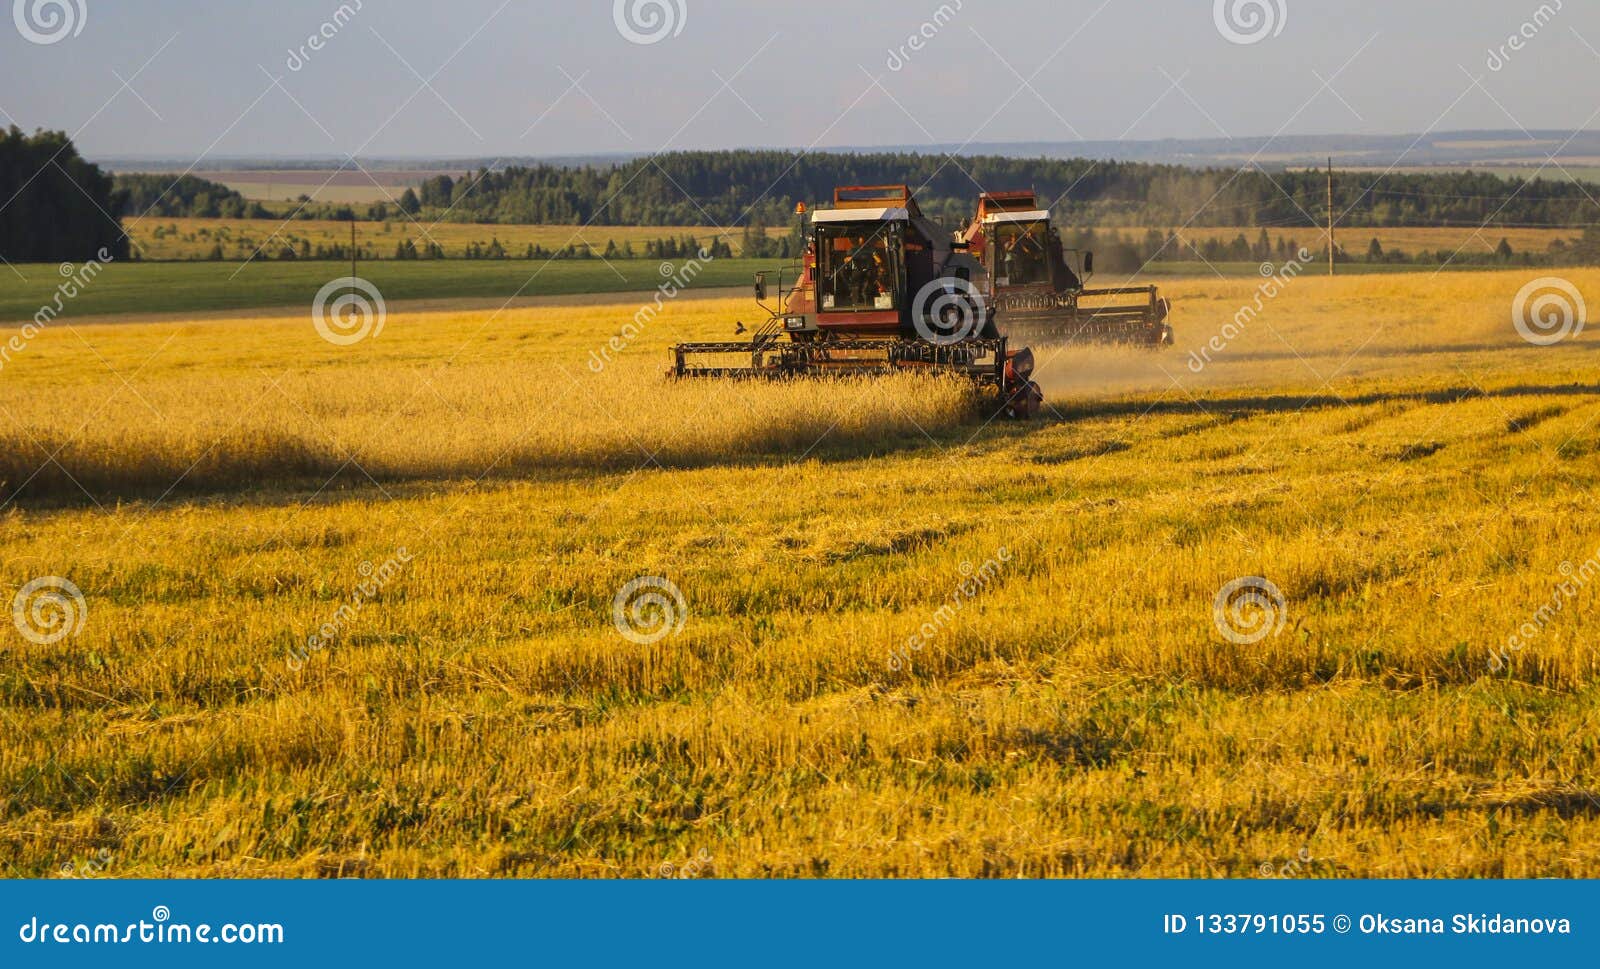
[{"xmin": 2, "ymin": 0, "xmax": 1597, "ymax": 160}]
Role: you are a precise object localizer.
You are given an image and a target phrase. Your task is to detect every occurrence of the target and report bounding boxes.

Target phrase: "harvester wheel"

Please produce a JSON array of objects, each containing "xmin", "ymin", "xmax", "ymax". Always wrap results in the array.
[{"xmin": 1003, "ymin": 380, "xmax": 1044, "ymax": 420}]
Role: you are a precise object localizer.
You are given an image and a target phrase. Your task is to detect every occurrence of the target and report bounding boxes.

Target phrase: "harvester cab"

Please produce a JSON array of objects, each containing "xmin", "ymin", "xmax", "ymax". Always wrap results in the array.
[
  {"xmin": 669, "ymin": 185, "xmax": 1043, "ymax": 418},
  {"xmin": 770, "ymin": 184, "xmax": 992, "ymax": 342},
  {"xmin": 960, "ymin": 192, "xmax": 1173, "ymax": 348}
]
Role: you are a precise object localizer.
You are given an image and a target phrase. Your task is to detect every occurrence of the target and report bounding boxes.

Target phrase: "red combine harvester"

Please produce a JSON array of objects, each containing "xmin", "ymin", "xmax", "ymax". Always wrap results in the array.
[
  {"xmin": 670, "ymin": 185, "xmax": 1044, "ymax": 418},
  {"xmin": 959, "ymin": 191, "xmax": 1173, "ymax": 348}
]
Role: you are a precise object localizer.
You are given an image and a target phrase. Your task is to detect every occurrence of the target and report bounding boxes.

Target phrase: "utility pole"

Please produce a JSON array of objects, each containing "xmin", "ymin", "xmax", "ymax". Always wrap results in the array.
[
  {"xmin": 350, "ymin": 220, "xmax": 357, "ymax": 282},
  {"xmin": 1327, "ymin": 157, "xmax": 1335, "ymax": 277}
]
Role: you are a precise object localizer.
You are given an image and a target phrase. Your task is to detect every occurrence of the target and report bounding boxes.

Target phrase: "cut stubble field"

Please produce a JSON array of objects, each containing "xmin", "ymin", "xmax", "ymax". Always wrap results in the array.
[{"xmin": 3, "ymin": 269, "xmax": 1600, "ymax": 878}]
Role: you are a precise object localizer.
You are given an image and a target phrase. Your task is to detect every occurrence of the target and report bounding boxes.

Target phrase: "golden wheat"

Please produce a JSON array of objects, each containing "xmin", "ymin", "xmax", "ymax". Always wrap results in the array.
[
  {"xmin": 0, "ymin": 297, "xmax": 975, "ymax": 500},
  {"xmin": 3, "ymin": 270, "xmax": 1600, "ymax": 878}
]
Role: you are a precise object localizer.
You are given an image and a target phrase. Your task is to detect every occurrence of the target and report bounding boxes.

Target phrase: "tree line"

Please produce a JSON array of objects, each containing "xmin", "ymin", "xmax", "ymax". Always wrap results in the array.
[
  {"xmin": 104, "ymin": 151, "xmax": 1600, "ymax": 234},
  {"xmin": 8, "ymin": 130, "xmax": 1600, "ymax": 265},
  {"xmin": 115, "ymin": 173, "xmax": 270, "ymax": 219},
  {"xmin": 378, "ymin": 151, "xmax": 1600, "ymax": 232},
  {"xmin": 0, "ymin": 127, "xmax": 129, "ymax": 263}
]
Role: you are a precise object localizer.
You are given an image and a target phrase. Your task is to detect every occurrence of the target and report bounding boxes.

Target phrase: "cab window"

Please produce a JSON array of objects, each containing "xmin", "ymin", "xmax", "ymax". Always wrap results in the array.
[
  {"xmin": 817, "ymin": 222, "xmax": 902, "ymax": 311},
  {"xmin": 993, "ymin": 222, "xmax": 1051, "ymax": 286}
]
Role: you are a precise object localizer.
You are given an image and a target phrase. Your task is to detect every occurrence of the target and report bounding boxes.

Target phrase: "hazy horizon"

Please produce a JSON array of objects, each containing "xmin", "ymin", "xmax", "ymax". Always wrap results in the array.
[
  {"xmin": 66, "ymin": 127, "xmax": 1600, "ymax": 165},
  {"xmin": 2, "ymin": 0, "xmax": 1596, "ymax": 162}
]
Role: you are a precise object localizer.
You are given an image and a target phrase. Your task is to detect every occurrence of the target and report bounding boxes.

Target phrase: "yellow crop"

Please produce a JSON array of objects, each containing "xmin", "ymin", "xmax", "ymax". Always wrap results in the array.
[{"xmin": 3, "ymin": 269, "xmax": 1599, "ymax": 877}]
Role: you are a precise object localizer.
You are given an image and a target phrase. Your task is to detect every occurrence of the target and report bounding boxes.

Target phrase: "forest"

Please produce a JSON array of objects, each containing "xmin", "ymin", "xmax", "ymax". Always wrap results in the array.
[
  {"xmin": 0, "ymin": 127, "xmax": 129, "ymax": 263},
  {"xmin": 389, "ymin": 151, "xmax": 1600, "ymax": 232}
]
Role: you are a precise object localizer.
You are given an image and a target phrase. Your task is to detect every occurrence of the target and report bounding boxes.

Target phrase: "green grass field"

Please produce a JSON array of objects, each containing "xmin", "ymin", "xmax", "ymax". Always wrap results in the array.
[
  {"xmin": 1, "ymin": 259, "xmax": 1512, "ymax": 326},
  {"xmin": 0, "ymin": 259, "xmax": 787, "ymax": 324}
]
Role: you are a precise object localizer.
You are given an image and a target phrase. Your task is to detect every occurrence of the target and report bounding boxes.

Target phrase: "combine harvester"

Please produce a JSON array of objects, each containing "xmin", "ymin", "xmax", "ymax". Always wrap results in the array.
[
  {"xmin": 670, "ymin": 185, "xmax": 1044, "ymax": 418},
  {"xmin": 959, "ymin": 191, "xmax": 1173, "ymax": 348}
]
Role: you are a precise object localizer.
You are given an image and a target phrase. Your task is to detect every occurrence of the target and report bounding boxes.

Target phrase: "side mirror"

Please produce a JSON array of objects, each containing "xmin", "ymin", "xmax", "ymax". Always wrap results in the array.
[
  {"xmin": 1083, "ymin": 251, "xmax": 1094, "ymax": 275},
  {"xmin": 754, "ymin": 274, "xmax": 767, "ymax": 302}
]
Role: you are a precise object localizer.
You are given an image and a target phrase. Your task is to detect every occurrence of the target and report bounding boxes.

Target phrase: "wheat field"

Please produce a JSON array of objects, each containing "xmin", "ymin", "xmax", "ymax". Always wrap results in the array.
[{"xmin": 3, "ymin": 270, "xmax": 1600, "ymax": 878}]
